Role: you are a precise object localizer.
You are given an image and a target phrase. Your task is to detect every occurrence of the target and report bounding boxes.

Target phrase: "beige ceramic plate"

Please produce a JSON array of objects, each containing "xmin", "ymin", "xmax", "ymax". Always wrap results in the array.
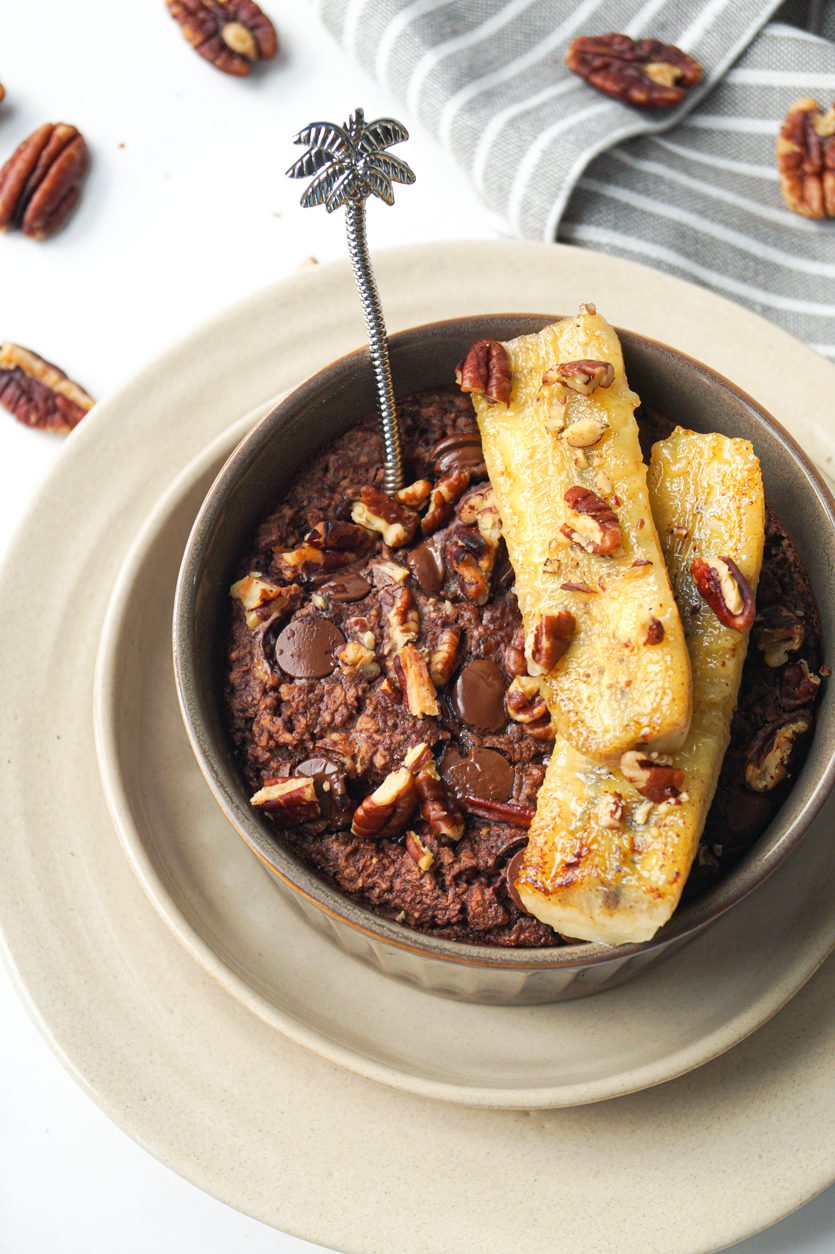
[
  {"xmin": 1, "ymin": 243, "xmax": 834, "ymax": 1251},
  {"xmin": 94, "ymin": 409, "xmax": 835, "ymax": 1109}
]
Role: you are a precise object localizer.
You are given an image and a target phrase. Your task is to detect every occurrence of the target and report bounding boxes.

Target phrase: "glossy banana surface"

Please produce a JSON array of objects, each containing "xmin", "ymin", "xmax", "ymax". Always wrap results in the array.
[
  {"xmin": 516, "ymin": 428, "xmax": 765, "ymax": 945},
  {"xmin": 472, "ymin": 307, "xmax": 691, "ymax": 761}
]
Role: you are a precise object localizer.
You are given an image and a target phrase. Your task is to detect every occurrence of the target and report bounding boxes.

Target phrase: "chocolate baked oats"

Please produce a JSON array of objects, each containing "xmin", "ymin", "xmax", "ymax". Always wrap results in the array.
[{"xmin": 224, "ymin": 382, "xmax": 825, "ymax": 948}]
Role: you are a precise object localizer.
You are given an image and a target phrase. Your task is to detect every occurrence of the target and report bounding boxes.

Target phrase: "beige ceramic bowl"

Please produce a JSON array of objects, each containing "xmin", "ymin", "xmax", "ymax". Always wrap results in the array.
[{"xmin": 174, "ymin": 315, "xmax": 835, "ymax": 1005}]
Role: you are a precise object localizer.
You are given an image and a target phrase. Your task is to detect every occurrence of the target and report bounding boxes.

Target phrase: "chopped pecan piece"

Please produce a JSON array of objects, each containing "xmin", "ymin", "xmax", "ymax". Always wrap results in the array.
[
  {"xmin": 777, "ymin": 97, "xmax": 835, "ymax": 219},
  {"xmin": 412, "ymin": 759, "xmax": 464, "ymax": 842},
  {"xmin": 457, "ymin": 483, "xmax": 502, "ymax": 544},
  {"xmin": 351, "ymin": 766, "xmax": 417, "ymax": 839},
  {"xmin": 619, "ymin": 750, "xmax": 683, "ymax": 803},
  {"xmin": 386, "ymin": 584, "xmax": 420, "ymax": 652},
  {"xmin": 337, "ymin": 640, "xmax": 380, "ymax": 679},
  {"xmin": 351, "ymin": 485, "xmax": 420, "ymax": 548},
  {"xmin": 754, "ymin": 606, "xmax": 804, "ymax": 667},
  {"xmin": 779, "ymin": 659, "xmax": 821, "ymax": 708},
  {"xmin": 429, "ymin": 626, "xmax": 461, "ymax": 687},
  {"xmin": 371, "ymin": 560, "xmax": 410, "ymax": 587},
  {"xmin": 562, "ymin": 414, "xmax": 609, "ymax": 447},
  {"xmin": 445, "ymin": 525, "xmax": 496, "ymax": 605},
  {"xmin": 422, "ymin": 469, "xmax": 470, "ymax": 536},
  {"xmin": 745, "ymin": 713, "xmax": 813, "ymax": 792},
  {"xmin": 397, "ymin": 479, "xmax": 432, "ymax": 509},
  {"xmin": 461, "ymin": 795, "xmax": 535, "ymax": 828},
  {"xmin": 0, "ymin": 342, "xmax": 93, "ymax": 433},
  {"xmin": 277, "ymin": 520, "xmax": 372, "ymax": 581},
  {"xmin": 691, "ymin": 555, "xmax": 755, "ymax": 632},
  {"xmin": 405, "ymin": 830, "xmax": 435, "ymax": 874},
  {"xmin": 561, "ymin": 486, "xmax": 622, "ymax": 556},
  {"xmin": 166, "ymin": 0, "xmax": 278, "ymax": 75},
  {"xmin": 505, "ymin": 676, "xmax": 547, "ymax": 724},
  {"xmin": 395, "ymin": 643, "xmax": 440, "ymax": 718},
  {"xmin": 595, "ymin": 792, "xmax": 624, "ymax": 830},
  {"xmin": 529, "ymin": 610, "xmax": 576, "ymax": 674},
  {"xmin": 545, "ymin": 359, "xmax": 614, "ymax": 396},
  {"xmin": 0, "ymin": 123, "xmax": 89, "ymax": 239},
  {"xmin": 645, "ymin": 616, "xmax": 665, "ymax": 645},
  {"xmin": 229, "ymin": 573, "xmax": 301, "ymax": 629},
  {"xmin": 455, "ymin": 338, "xmax": 512, "ymax": 406},
  {"xmin": 503, "ymin": 627, "xmax": 528, "ymax": 678},
  {"xmin": 566, "ymin": 33, "xmax": 702, "ymax": 108},
  {"xmin": 306, "ymin": 520, "xmax": 373, "ymax": 553},
  {"xmin": 250, "ymin": 777, "xmax": 320, "ymax": 824}
]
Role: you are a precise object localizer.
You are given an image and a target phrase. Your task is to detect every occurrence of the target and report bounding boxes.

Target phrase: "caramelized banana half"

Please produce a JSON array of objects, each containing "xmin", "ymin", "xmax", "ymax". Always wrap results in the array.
[
  {"xmin": 471, "ymin": 306, "xmax": 691, "ymax": 761},
  {"xmin": 515, "ymin": 428, "xmax": 765, "ymax": 946}
]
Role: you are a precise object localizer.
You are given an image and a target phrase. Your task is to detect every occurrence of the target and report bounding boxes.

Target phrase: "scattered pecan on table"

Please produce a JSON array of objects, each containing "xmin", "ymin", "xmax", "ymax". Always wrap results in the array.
[
  {"xmin": 0, "ymin": 343, "xmax": 94, "ymax": 434},
  {"xmin": 776, "ymin": 97, "xmax": 835, "ymax": 219},
  {"xmin": 566, "ymin": 33, "xmax": 703, "ymax": 109},
  {"xmin": 166, "ymin": 0, "xmax": 278, "ymax": 76},
  {"xmin": 0, "ymin": 123, "xmax": 89, "ymax": 240}
]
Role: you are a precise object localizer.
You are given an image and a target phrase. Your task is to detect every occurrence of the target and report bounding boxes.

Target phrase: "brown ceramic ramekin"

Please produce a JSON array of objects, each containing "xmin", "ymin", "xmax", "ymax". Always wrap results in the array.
[{"xmin": 173, "ymin": 316, "xmax": 835, "ymax": 1005}]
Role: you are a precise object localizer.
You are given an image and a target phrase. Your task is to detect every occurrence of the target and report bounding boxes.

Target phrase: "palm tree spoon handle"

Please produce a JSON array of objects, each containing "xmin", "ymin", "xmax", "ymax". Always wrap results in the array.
[{"xmin": 287, "ymin": 108, "xmax": 416, "ymax": 495}]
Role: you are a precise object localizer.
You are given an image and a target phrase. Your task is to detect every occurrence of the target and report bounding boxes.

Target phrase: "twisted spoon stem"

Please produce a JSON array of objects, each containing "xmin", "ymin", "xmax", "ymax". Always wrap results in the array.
[{"xmin": 345, "ymin": 200, "xmax": 404, "ymax": 494}]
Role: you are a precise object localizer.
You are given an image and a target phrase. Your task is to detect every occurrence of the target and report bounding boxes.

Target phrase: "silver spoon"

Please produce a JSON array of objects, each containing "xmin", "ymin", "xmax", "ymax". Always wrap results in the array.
[{"xmin": 287, "ymin": 107, "xmax": 416, "ymax": 494}]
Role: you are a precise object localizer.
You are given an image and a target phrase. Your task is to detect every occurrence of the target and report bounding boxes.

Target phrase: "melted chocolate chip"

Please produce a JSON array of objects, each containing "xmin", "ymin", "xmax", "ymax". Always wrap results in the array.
[
  {"xmin": 320, "ymin": 572, "xmax": 371, "ymax": 602},
  {"xmin": 451, "ymin": 659, "xmax": 507, "ymax": 731},
  {"xmin": 296, "ymin": 755, "xmax": 350, "ymax": 822},
  {"xmin": 441, "ymin": 747, "xmax": 514, "ymax": 802},
  {"xmin": 505, "ymin": 848, "xmax": 528, "ymax": 913},
  {"xmin": 407, "ymin": 541, "xmax": 444, "ymax": 596},
  {"xmin": 431, "ymin": 430, "xmax": 486, "ymax": 479},
  {"xmin": 274, "ymin": 616, "xmax": 344, "ymax": 678}
]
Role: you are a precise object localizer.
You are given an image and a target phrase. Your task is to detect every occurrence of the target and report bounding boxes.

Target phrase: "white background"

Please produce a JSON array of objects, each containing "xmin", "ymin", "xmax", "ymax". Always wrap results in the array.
[{"xmin": 0, "ymin": 2, "xmax": 832, "ymax": 1251}]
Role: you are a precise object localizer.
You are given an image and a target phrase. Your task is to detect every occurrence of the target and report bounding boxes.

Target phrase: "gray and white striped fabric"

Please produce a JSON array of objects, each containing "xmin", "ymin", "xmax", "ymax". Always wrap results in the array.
[{"xmin": 313, "ymin": 0, "xmax": 835, "ymax": 362}]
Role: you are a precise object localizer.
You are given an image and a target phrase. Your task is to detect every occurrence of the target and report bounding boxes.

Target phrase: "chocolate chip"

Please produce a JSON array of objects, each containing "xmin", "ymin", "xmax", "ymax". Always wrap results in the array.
[
  {"xmin": 450, "ymin": 658, "xmax": 507, "ymax": 730},
  {"xmin": 441, "ymin": 746, "xmax": 514, "ymax": 802},
  {"xmin": 505, "ymin": 848, "xmax": 528, "ymax": 913},
  {"xmin": 296, "ymin": 755, "xmax": 350, "ymax": 822},
  {"xmin": 274, "ymin": 616, "xmax": 345, "ymax": 678},
  {"xmin": 430, "ymin": 429, "xmax": 486, "ymax": 479},
  {"xmin": 319, "ymin": 572, "xmax": 371, "ymax": 602},
  {"xmin": 407, "ymin": 541, "xmax": 444, "ymax": 595}
]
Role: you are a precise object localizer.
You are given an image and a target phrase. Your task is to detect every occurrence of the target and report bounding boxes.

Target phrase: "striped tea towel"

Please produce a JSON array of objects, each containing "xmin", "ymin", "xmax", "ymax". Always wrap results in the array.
[{"xmin": 313, "ymin": 0, "xmax": 835, "ymax": 363}]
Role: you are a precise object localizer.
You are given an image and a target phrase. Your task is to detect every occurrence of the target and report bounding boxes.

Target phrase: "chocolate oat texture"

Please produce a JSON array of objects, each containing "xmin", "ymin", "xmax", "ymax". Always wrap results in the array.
[{"xmin": 225, "ymin": 309, "xmax": 824, "ymax": 949}]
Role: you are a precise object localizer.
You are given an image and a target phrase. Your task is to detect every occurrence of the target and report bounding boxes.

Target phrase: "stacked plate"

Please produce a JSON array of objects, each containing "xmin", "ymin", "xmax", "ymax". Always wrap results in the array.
[{"xmin": 1, "ymin": 242, "xmax": 833, "ymax": 1253}]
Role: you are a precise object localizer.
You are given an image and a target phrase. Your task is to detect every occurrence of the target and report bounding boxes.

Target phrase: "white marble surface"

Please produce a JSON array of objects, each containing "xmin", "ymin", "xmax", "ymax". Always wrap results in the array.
[{"xmin": 0, "ymin": 2, "xmax": 831, "ymax": 1251}]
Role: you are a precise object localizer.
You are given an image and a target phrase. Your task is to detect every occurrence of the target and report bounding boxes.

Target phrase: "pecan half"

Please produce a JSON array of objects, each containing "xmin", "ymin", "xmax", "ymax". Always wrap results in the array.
[
  {"xmin": 422, "ymin": 469, "xmax": 470, "ymax": 536},
  {"xmin": 745, "ymin": 713, "xmax": 813, "ymax": 793},
  {"xmin": 595, "ymin": 792, "xmax": 624, "ymax": 830},
  {"xmin": 619, "ymin": 750, "xmax": 684, "ymax": 803},
  {"xmin": 445, "ymin": 525, "xmax": 495, "ymax": 605},
  {"xmin": 545, "ymin": 359, "xmax": 615, "ymax": 396},
  {"xmin": 779, "ymin": 659, "xmax": 821, "ymax": 709},
  {"xmin": 412, "ymin": 760, "xmax": 464, "ymax": 841},
  {"xmin": 386, "ymin": 584, "xmax": 420, "ymax": 652},
  {"xmin": 250, "ymin": 777, "xmax": 320, "ymax": 824},
  {"xmin": 229, "ymin": 572, "xmax": 300, "ymax": 629},
  {"xmin": 429, "ymin": 626, "xmax": 461, "ymax": 687},
  {"xmin": 351, "ymin": 485, "xmax": 420, "ymax": 548},
  {"xmin": 0, "ymin": 342, "xmax": 93, "ymax": 433},
  {"xmin": 166, "ymin": 0, "xmax": 278, "ymax": 75},
  {"xmin": 561, "ymin": 486, "xmax": 622, "ymax": 556},
  {"xmin": 461, "ymin": 795, "xmax": 535, "ymax": 828},
  {"xmin": 754, "ymin": 605, "xmax": 804, "ymax": 667},
  {"xmin": 0, "ymin": 123, "xmax": 89, "ymax": 239},
  {"xmin": 351, "ymin": 765, "xmax": 418, "ymax": 839},
  {"xmin": 566, "ymin": 33, "xmax": 703, "ymax": 109},
  {"xmin": 405, "ymin": 830, "xmax": 435, "ymax": 873},
  {"xmin": 455, "ymin": 338, "xmax": 512, "ymax": 406},
  {"xmin": 395, "ymin": 643, "xmax": 440, "ymax": 718},
  {"xmin": 691, "ymin": 555, "xmax": 755, "ymax": 632},
  {"xmin": 529, "ymin": 611, "xmax": 576, "ymax": 674},
  {"xmin": 777, "ymin": 97, "xmax": 835, "ymax": 220}
]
